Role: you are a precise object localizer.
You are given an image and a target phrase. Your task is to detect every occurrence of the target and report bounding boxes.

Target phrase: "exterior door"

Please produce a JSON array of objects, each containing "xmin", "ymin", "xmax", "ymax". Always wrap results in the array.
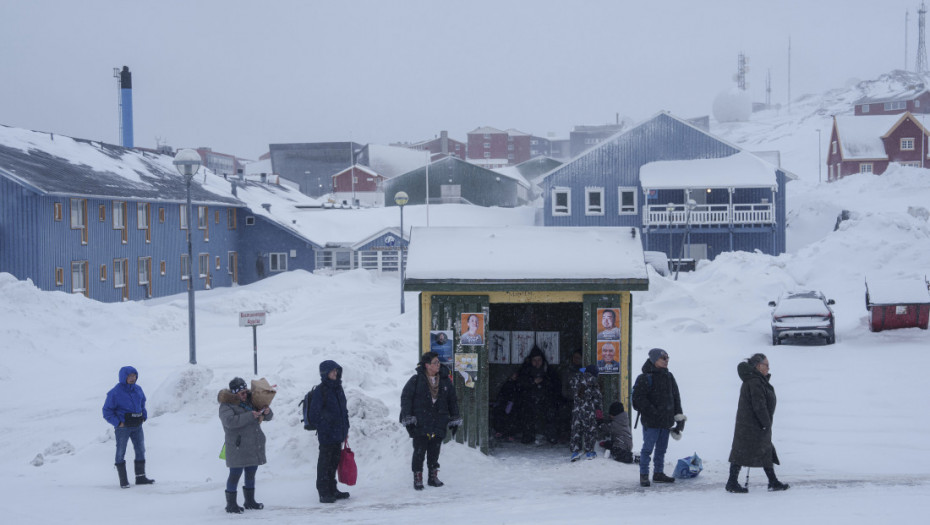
[{"xmin": 429, "ymin": 294, "xmax": 490, "ymax": 454}]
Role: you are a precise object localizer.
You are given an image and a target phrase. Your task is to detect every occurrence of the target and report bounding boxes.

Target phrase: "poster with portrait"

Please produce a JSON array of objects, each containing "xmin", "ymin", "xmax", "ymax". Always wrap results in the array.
[
  {"xmin": 596, "ymin": 308, "xmax": 621, "ymax": 341},
  {"xmin": 535, "ymin": 331, "xmax": 560, "ymax": 365},
  {"xmin": 454, "ymin": 353, "xmax": 478, "ymax": 388},
  {"xmin": 596, "ymin": 341, "xmax": 620, "ymax": 374},
  {"xmin": 459, "ymin": 313, "xmax": 485, "ymax": 346},
  {"xmin": 510, "ymin": 331, "xmax": 535, "ymax": 364},
  {"xmin": 488, "ymin": 331, "xmax": 510, "ymax": 364},
  {"xmin": 430, "ymin": 330, "xmax": 454, "ymax": 365}
]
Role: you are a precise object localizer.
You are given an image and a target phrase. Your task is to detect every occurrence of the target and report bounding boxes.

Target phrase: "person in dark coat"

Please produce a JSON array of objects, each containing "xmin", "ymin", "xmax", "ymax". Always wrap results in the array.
[
  {"xmin": 602, "ymin": 401, "xmax": 634, "ymax": 463},
  {"xmin": 102, "ymin": 365, "xmax": 154, "ymax": 489},
  {"xmin": 218, "ymin": 377, "xmax": 273, "ymax": 513},
  {"xmin": 400, "ymin": 351, "xmax": 461, "ymax": 490},
  {"xmin": 492, "ymin": 371, "xmax": 522, "ymax": 440},
  {"xmin": 632, "ymin": 348, "xmax": 686, "ymax": 487},
  {"xmin": 726, "ymin": 353, "xmax": 789, "ymax": 493},
  {"xmin": 516, "ymin": 345, "xmax": 561, "ymax": 445},
  {"xmin": 308, "ymin": 360, "xmax": 350, "ymax": 503}
]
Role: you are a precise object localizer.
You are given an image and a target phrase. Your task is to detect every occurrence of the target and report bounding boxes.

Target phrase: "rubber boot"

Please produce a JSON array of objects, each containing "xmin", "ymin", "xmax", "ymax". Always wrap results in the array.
[
  {"xmin": 116, "ymin": 462, "xmax": 130, "ymax": 489},
  {"xmin": 413, "ymin": 471, "xmax": 424, "ymax": 490},
  {"xmin": 225, "ymin": 491, "xmax": 244, "ymax": 514},
  {"xmin": 134, "ymin": 460, "xmax": 154, "ymax": 485},
  {"xmin": 427, "ymin": 468, "xmax": 444, "ymax": 487},
  {"xmin": 725, "ymin": 463, "xmax": 748, "ymax": 493},
  {"xmin": 243, "ymin": 487, "xmax": 264, "ymax": 510}
]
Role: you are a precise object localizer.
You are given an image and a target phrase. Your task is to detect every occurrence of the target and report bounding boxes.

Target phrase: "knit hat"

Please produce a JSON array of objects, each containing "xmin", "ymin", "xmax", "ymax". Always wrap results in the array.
[
  {"xmin": 229, "ymin": 377, "xmax": 247, "ymax": 394},
  {"xmin": 648, "ymin": 348, "xmax": 669, "ymax": 364},
  {"xmin": 609, "ymin": 401, "xmax": 625, "ymax": 416}
]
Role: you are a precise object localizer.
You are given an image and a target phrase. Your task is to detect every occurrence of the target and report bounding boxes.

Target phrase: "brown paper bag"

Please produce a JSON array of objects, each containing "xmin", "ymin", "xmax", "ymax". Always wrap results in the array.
[{"xmin": 250, "ymin": 378, "xmax": 276, "ymax": 408}]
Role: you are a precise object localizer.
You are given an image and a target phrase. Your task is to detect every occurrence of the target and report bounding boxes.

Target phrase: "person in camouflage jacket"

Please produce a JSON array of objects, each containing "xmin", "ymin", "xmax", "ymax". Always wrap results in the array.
[{"xmin": 569, "ymin": 366, "xmax": 603, "ymax": 461}]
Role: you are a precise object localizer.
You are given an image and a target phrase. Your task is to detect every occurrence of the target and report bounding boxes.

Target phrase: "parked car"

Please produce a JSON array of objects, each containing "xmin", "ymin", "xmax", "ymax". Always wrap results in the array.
[
  {"xmin": 644, "ymin": 251, "xmax": 670, "ymax": 276},
  {"xmin": 768, "ymin": 290, "xmax": 836, "ymax": 345}
]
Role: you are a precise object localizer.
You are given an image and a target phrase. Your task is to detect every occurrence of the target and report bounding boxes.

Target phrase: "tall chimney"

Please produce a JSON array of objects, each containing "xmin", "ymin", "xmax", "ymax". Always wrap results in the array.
[
  {"xmin": 440, "ymin": 130, "xmax": 449, "ymax": 154},
  {"xmin": 119, "ymin": 66, "xmax": 134, "ymax": 148}
]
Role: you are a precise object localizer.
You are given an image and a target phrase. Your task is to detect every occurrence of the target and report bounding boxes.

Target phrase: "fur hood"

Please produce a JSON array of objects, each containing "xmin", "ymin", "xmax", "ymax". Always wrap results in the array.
[{"xmin": 217, "ymin": 388, "xmax": 241, "ymax": 404}]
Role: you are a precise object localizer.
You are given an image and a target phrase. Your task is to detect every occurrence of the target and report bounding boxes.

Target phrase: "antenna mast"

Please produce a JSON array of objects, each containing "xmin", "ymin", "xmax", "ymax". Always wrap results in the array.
[{"xmin": 918, "ymin": 1, "xmax": 928, "ymax": 74}]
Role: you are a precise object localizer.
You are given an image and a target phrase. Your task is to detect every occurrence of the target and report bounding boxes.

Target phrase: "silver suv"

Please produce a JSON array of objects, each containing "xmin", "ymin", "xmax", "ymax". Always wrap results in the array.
[{"xmin": 768, "ymin": 290, "xmax": 836, "ymax": 345}]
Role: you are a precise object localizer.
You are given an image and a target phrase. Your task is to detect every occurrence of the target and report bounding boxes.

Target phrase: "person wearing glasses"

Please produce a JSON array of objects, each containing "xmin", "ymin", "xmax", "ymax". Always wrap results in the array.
[
  {"xmin": 400, "ymin": 352, "xmax": 461, "ymax": 490},
  {"xmin": 632, "ymin": 348, "xmax": 686, "ymax": 487}
]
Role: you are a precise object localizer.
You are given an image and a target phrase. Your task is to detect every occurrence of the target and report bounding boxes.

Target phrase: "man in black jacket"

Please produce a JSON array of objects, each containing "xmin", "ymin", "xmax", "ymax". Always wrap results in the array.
[{"xmin": 632, "ymin": 348, "xmax": 686, "ymax": 487}]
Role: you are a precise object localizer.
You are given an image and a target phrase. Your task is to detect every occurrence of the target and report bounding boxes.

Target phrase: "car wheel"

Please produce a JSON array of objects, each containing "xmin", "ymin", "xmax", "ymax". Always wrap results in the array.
[
  {"xmin": 826, "ymin": 333, "xmax": 835, "ymax": 345},
  {"xmin": 772, "ymin": 333, "xmax": 779, "ymax": 346}
]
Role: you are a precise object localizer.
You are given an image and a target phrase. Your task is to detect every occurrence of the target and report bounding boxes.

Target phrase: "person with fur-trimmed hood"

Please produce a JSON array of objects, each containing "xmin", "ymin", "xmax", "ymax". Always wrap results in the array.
[
  {"xmin": 569, "ymin": 366, "xmax": 603, "ymax": 461},
  {"xmin": 725, "ymin": 353, "xmax": 789, "ymax": 493},
  {"xmin": 632, "ymin": 348, "xmax": 686, "ymax": 487},
  {"xmin": 308, "ymin": 360, "xmax": 350, "ymax": 503},
  {"xmin": 102, "ymin": 365, "xmax": 154, "ymax": 489},
  {"xmin": 400, "ymin": 352, "xmax": 461, "ymax": 490},
  {"xmin": 218, "ymin": 377, "xmax": 273, "ymax": 513}
]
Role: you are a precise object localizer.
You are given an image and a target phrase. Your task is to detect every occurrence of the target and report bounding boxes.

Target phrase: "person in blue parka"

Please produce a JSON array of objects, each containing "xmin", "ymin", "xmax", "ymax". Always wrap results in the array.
[
  {"xmin": 308, "ymin": 360, "xmax": 350, "ymax": 503},
  {"xmin": 102, "ymin": 365, "xmax": 154, "ymax": 488}
]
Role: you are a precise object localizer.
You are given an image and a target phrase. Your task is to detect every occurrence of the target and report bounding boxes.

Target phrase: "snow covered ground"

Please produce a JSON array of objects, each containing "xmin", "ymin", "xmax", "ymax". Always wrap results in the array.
[{"xmin": 3, "ymin": 81, "xmax": 930, "ymax": 522}]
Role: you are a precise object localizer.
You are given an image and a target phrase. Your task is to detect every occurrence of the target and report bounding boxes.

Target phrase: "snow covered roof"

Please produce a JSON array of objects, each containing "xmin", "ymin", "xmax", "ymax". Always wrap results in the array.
[
  {"xmin": 833, "ymin": 114, "xmax": 922, "ymax": 160},
  {"xmin": 866, "ymin": 278, "xmax": 930, "ymax": 305},
  {"xmin": 244, "ymin": 158, "xmax": 273, "ymax": 176},
  {"xmin": 854, "ymin": 71, "xmax": 929, "ymax": 105},
  {"xmin": 639, "ymin": 151, "xmax": 778, "ymax": 189},
  {"xmin": 505, "ymin": 128, "xmax": 530, "ymax": 136},
  {"xmin": 469, "ymin": 126, "xmax": 505, "ymax": 135},
  {"xmin": 404, "ymin": 226, "xmax": 649, "ymax": 290},
  {"xmin": 0, "ymin": 124, "xmax": 240, "ymax": 206}
]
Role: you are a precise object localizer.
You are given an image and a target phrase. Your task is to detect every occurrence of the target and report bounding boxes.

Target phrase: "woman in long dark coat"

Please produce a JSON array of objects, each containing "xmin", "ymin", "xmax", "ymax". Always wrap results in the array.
[
  {"xmin": 400, "ymin": 351, "xmax": 461, "ymax": 490},
  {"xmin": 726, "ymin": 353, "xmax": 789, "ymax": 493}
]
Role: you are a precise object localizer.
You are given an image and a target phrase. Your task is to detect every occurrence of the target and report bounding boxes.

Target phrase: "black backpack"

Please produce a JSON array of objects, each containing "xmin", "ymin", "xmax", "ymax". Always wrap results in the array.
[
  {"xmin": 298, "ymin": 385, "xmax": 325, "ymax": 431},
  {"xmin": 631, "ymin": 373, "xmax": 653, "ymax": 428}
]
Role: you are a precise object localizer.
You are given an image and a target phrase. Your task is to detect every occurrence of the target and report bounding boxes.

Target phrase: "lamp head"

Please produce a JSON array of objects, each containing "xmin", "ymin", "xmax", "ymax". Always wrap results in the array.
[
  {"xmin": 394, "ymin": 191, "xmax": 409, "ymax": 206},
  {"xmin": 173, "ymin": 149, "xmax": 202, "ymax": 180}
]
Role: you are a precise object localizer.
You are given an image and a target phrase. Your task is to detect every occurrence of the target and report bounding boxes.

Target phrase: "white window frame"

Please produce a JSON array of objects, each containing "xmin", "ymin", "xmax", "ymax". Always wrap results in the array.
[
  {"xmin": 71, "ymin": 260, "xmax": 88, "ymax": 294},
  {"xmin": 113, "ymin": 201, "xmax": 126, "ymax": 229},
  {"xmin": 180, "ymin": 254, "xmax": 190, "ymax": 280},
  {"xmin": 585, "ymin": 187, "xmax": 604, "ymax": 216},
  {"xmin": 859, "ymin": 162, "xmax": 873, "ymax": 173},
  {"xmin": 245, "ymin": 216, "xmax": 255, "ymax": 226},
  {"xmin": 136, "ymin": 202, "xmax": 149, "ymax": 229},
  {"xmin": 70, "ymin": 198, "xmax": 86, "ymax": 228},
  {"xmin": 832, "ymin": 141, "xmax": 837, "ymax": 154},
  {"xmin": 901, "ymin": 137, "xmax": 915, "ymax": 151},
  {"xmin": 114, "ymin": 259, "xmax": 127, "ymax": 288},
  {"xmin": 198, "ymin": 253, "xmax": 209, "ymax": 278},
  {"xmin": 197, "ymin": 206, "xmax": 208, "ymax": 230},
  {"xmin": 552, "ymin": 188, "xmax": 571, "ymax": 216},
  {"xmin": 269, "ymin": 252, "xmax": 288, "ymax": 272},
  {"xmin": 618, "ymin": 187, "xmax": 638, "ymax": 214},
  {"xmin": 137, "ymin": 257, "xmax": 151, "ymax": 285},
  {"xmin": 179, "ymin": 205, "xmax": 188, "ymax": 229},
  {"xmin": 861, "ymin": 104, "xmax": 869, "ymax": 113}
]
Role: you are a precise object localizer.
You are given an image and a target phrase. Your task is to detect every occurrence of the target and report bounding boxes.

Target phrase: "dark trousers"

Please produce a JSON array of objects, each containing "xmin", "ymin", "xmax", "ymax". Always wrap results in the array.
[
  {"xmin": 316, "ymin": 443, "xmax": 341, "ymax": 497},
  {"xmin": 411, "ymin": 434, "xmax": 442, "ymax": 472},
  {"xmin": 226, "ymin": 465, "xmax": 258, "ymax": 492}
]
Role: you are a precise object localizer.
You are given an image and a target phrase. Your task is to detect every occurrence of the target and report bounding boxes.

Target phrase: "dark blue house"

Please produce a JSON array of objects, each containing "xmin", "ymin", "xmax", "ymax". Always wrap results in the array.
[
  {"xmin": 540, "ymin": 112, "xmax": 789, "ymax": 262},
  {"xmin": 0, "ymin": 125, "xmax": 321, "ymax": 302}
]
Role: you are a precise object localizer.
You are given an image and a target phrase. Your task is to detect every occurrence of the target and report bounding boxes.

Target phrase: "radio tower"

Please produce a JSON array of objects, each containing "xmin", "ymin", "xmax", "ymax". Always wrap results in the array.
[
  {"xmin": 918, "ymin": 2, "xmax": 928, "ymax": 74},
  {"xmin": 736, "ymin": 52, "xmax": 749, "ymax": 91}
]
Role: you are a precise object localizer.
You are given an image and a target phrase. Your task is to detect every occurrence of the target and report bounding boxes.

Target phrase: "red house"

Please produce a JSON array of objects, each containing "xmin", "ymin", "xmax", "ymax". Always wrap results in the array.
[
  {"xmin": 331, "ymin": 165, "xmax": 384, "ymax": 207},
  {"xmin": 466, "ymin": 126, "xmax": 532, "ymax": 166},
  {"xmin": 854, "ymin": 71, "xmax": 930, "ymax": 116},
  {"xmin": 827, "ymin": 112, "xmax": 930, "ymax": 181},
  {"xmin": 865, "ymin": 278, "xmax": 930, "ymax": 332},
  {"xmin": 404, "ymin": 131, "xmax": 466, "ymax": 160}
]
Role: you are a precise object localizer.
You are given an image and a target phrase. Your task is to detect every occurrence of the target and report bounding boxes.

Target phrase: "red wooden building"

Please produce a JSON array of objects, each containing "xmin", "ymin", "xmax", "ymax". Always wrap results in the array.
[
  {"xmin": 865, "ymin": 278, "xmax": 930, "ymax": 332},
  {"xmin": 827, "ymin": 112, "xmax": 930, "ymax": 181},
  {"xmin": 331, "ymin": 164, "xmax": 384, "ymax": 207},
  {"xmin": 466, "ymin": 126, "xmax": 532, "ymax": 166}
]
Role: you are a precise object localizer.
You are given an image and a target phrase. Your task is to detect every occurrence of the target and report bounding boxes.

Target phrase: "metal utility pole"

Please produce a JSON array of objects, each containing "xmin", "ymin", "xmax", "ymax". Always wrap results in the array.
[{"xmin": 918, "ymin": 2, "xmax": 929, "ymax": 74}]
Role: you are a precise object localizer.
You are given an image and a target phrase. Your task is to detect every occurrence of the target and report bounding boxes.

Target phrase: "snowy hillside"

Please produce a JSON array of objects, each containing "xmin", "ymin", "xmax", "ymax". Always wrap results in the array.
[{"xmin": 2, "ymin": 76, "xmax": 930, "ymax": 524}]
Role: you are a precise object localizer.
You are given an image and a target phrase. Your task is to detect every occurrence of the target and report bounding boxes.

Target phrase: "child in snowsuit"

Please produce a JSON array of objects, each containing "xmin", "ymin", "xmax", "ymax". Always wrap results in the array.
[
  {"xmin": 569, "ymin": 366, "xmax": 603, "ymax": 461},
  {"xmin": 603, "ymin": 401, "xmax": 634, "ymax": 463}
]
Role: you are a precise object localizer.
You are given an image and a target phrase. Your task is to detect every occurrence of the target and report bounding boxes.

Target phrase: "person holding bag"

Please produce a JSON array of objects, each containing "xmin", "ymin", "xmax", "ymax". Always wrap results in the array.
[
  {"xmin": 218, "ymin": 377, "xmax": 273, "ymax": 513},
  {"xmin": 308, "ymin": 360, "xmax": 350, "ymax": 503},
  {"xmin": 400, "ymin": 351, "xmax": 461, "ymax": 490}
]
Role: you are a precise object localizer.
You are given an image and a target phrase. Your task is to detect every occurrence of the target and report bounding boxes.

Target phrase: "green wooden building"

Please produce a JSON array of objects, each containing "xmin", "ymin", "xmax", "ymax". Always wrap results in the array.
[{"xmin": 403, "ymin": 226, "xmax": 649, "ymax": 454}]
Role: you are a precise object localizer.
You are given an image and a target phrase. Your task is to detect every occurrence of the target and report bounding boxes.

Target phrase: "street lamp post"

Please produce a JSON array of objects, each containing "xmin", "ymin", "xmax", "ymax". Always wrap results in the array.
[
  {"xmin": 674, "ymin": 199, "xmax": 697, "ymax": 281},
  {"xmin": 816, "ymin": 129, "xmax": 822, "ymax": 183},
  {"xmin": 174, "ymin": 149, "xmax": 202, "ymax": 364},
  {"xmin": 666, "ymin": 202, "xmax": 675, "ymax": 259},
  {"xmin": 394, "ymin": 191, "xmax": 409, "ymax": 314}
]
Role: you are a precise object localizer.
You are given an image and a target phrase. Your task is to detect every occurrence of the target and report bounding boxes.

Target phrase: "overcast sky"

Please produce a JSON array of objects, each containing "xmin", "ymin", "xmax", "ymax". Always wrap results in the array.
[{"xmin": 0, "ymin": 0, "xmax": 919, "ymax": 159}]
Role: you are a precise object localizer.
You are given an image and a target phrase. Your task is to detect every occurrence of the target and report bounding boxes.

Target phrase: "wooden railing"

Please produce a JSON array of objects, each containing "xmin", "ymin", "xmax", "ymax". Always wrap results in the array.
[{"xmin": 645, "ymin": 203, "xmax": 774, "ymax": 226}]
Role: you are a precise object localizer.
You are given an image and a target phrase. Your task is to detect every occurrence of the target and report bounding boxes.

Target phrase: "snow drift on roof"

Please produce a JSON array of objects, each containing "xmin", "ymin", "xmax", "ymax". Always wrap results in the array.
[{"xmin": 639, "ymin": 151, "xmax": 777, "ymax": 189}]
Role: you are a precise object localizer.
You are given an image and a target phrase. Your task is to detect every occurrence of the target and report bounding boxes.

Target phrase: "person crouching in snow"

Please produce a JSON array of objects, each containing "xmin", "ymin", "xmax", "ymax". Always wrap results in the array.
[
  {"xmin": 102, "ymin": 365, "xmax": 154, "ymax": 489},
  {"xmin": 218, "ymin": 377, "xmax": 273, "ymax": 513},
  {"xmin": 569, "ymin": 366, "xmax": 603, "ymax": 461},
  {"xmin": 601, "ymin": 402, "xmax": 634, "ymax": 463}
]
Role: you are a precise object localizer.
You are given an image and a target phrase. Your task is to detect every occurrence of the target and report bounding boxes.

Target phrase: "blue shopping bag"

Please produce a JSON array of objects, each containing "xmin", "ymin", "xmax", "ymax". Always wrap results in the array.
[{"xmin": 673, "ymin": 452, "xmax": 703, "ymax": 479}]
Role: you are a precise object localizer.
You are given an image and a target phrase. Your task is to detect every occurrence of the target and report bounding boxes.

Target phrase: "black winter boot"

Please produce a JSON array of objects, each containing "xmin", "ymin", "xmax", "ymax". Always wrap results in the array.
[
  {"xmin": 726, "ymin": 463, "xmax": 748, "ymax": 493},
  {"xmin": 413, "ymin": 471, "xmax": 424, "ymax": 490},
  {"xmin": 639, "ymin": 473, "xmax": 651, "ymax": 487},
  {"xmin": 652, "ymin": 472, "xmax": 675, "ymax": 483},
  {"xmin": 116, "ymin": 462, "xmax": 130, "ymax": 489},
  {"xmin": 764, "ymin": 467, "xmax": 790, "ymax": 491},
  {"xmin": 427, "ymin": 468, "xmax": 444, "ymax": 487},
  {"xmin": 134, "ymin": 460, "xmax": 154, "ymax": 485},
  {"xmin": 330, "ymin": 480, "xmax": 350, "ymax": 500},
  {"xmin": 242, "ymin": 487, "xmax": 264, "ymax": 510},
  {"xmin": 225, "ymin": 491, "xmax": 244, "ymax": 514}
]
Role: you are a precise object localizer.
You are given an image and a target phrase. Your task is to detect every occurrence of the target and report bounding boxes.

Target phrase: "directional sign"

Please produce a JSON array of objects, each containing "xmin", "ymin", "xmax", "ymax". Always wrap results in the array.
[{"xmin": 239, "ymin": 310, "xmax": 266, "ymax": 327}]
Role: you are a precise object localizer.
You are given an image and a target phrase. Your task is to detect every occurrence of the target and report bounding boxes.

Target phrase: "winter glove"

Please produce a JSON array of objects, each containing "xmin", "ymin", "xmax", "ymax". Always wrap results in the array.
[
  {"xmin": 448, "ymin": 417, "xmax": 463, "ymax": 428},
  {"xmin": 401, "ymin": 416, "xmax": 417, "ymax": 438},
  {"xmin": 504, "ymin": 401, "xmax": 513, "ymax": 414},
  {"xmin": 671, "ymin": 414, "xmax": 686, "ymax": 440},
  {"xmin": 595, "ymin": 409, "xmax": 603, "ymax": 421}
]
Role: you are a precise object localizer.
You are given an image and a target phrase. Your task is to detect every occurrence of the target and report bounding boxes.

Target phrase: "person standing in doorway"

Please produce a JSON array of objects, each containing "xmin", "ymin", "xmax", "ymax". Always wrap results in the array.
[
  {"xmin": 102, "ymin": 365, "xmax": 154, "ymax": 489},
  {"xmin": 632, "ymin": 348, "xmax": 686, "ymax": 487},
  {"xmin": 726, "ymin": 353, "xmax": 789, "ymax": 493},
  {"xmin": 400, "ymin": 352, "xmax": 462, "ymax": 490},
  {"xmin": 308, "ymin": 360, "xmax": 350, "ymax": 503}
]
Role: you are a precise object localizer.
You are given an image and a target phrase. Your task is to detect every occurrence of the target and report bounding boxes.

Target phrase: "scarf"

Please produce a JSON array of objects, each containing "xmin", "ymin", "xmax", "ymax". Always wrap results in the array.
[{"xmin": 427, "ymin": 374, "xmax": 439, "ymax": 404}]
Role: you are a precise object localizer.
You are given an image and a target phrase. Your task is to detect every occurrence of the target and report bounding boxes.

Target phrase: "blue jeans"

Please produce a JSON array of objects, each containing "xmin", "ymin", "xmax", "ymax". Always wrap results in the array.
[
  {"xmin": 115, "ymin": 426, "xmax": 145, "ymax": 464},
  {"xmin": 226, "ymin": 465, "xmax": 258, "ymax": 492},
  {"xmin": 640, "ymin": 426, "xmax": 670, "ymax": 475}
]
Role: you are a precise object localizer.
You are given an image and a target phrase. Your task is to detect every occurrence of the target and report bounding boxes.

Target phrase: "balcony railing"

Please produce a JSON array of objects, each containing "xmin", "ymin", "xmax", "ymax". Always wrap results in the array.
[{"xmin": 644, "ymin": 203, "xmax": 774, "ymax": 226}]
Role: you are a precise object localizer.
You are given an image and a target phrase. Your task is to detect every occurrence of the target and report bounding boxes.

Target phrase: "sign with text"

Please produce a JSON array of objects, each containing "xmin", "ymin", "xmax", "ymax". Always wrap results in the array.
[{"xmin": 239, "ymin": 310, "xmax": 266, "ymax": 327}]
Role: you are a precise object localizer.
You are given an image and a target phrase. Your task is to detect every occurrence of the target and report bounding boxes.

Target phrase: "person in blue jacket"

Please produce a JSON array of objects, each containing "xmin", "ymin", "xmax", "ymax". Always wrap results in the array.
[
  {"xmin": 102, "ymin": 365, "xmax": 154, "ymax": 488},
  {"xmin": 308, "ymin": 360, "xmax": 350, "ymax": 504}
]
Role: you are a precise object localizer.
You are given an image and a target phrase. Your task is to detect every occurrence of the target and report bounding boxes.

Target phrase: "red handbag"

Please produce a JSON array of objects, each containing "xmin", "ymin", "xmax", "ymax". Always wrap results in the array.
[{"xmin": 337, "ymin": 438, "xmax": 357, "ymax": 486}]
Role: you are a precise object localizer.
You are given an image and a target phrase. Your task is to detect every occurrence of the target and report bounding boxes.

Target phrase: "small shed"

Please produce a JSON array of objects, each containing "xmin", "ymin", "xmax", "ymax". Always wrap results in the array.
[
  {"xmin": 404, "ymin": 226, "xmax": 648, "ymax": 454},
  {"xmin": 865, "ymin": 278, "xmax": 930, "ymax": 332}
]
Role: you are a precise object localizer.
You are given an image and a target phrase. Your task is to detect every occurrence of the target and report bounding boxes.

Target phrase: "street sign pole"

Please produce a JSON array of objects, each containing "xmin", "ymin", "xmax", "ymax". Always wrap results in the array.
[
  {"xmin": 252, "ymin": 325, "xmax": 258, "ymax": 375},
  {"xmin": 239, "ymin": 310, "xmax": 267, "ymax": 375}
]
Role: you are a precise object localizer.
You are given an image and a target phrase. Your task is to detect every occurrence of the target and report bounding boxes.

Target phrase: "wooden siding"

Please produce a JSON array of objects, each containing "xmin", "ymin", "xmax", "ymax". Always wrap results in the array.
[{"xmin": 235, "ymin": 215, "xmax": 316, "ymax": 284}]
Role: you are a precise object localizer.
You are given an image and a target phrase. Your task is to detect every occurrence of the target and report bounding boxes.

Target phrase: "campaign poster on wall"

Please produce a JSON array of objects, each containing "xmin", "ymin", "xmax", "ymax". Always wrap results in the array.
[
  {"xmin": 596, "ymin": 308, "xmax": 621, "ymax": 341},
  {"xmin": 454, "ymin": 353, "xmax": 478, "ymax": 388},
  {"xmin": 488, "ymin": 331, "xmax": 510, "ymax": 364},
  {"xmin": 596, "ymin": 340, "xmax": 620, "ymax": 374},
  {"xmin": 459, "ymin": 313, "xmax": 485, "ymax": 346},
  {"xmin": 430, "ymin": 330, "xmax": 454, "ymax": 365}
]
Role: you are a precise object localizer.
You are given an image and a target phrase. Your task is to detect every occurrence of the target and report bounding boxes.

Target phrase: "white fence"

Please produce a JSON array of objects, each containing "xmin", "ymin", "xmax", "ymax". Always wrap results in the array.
[{"xmin": 644, "ymin": 203, "xmax": 774, "ymax": 226}]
